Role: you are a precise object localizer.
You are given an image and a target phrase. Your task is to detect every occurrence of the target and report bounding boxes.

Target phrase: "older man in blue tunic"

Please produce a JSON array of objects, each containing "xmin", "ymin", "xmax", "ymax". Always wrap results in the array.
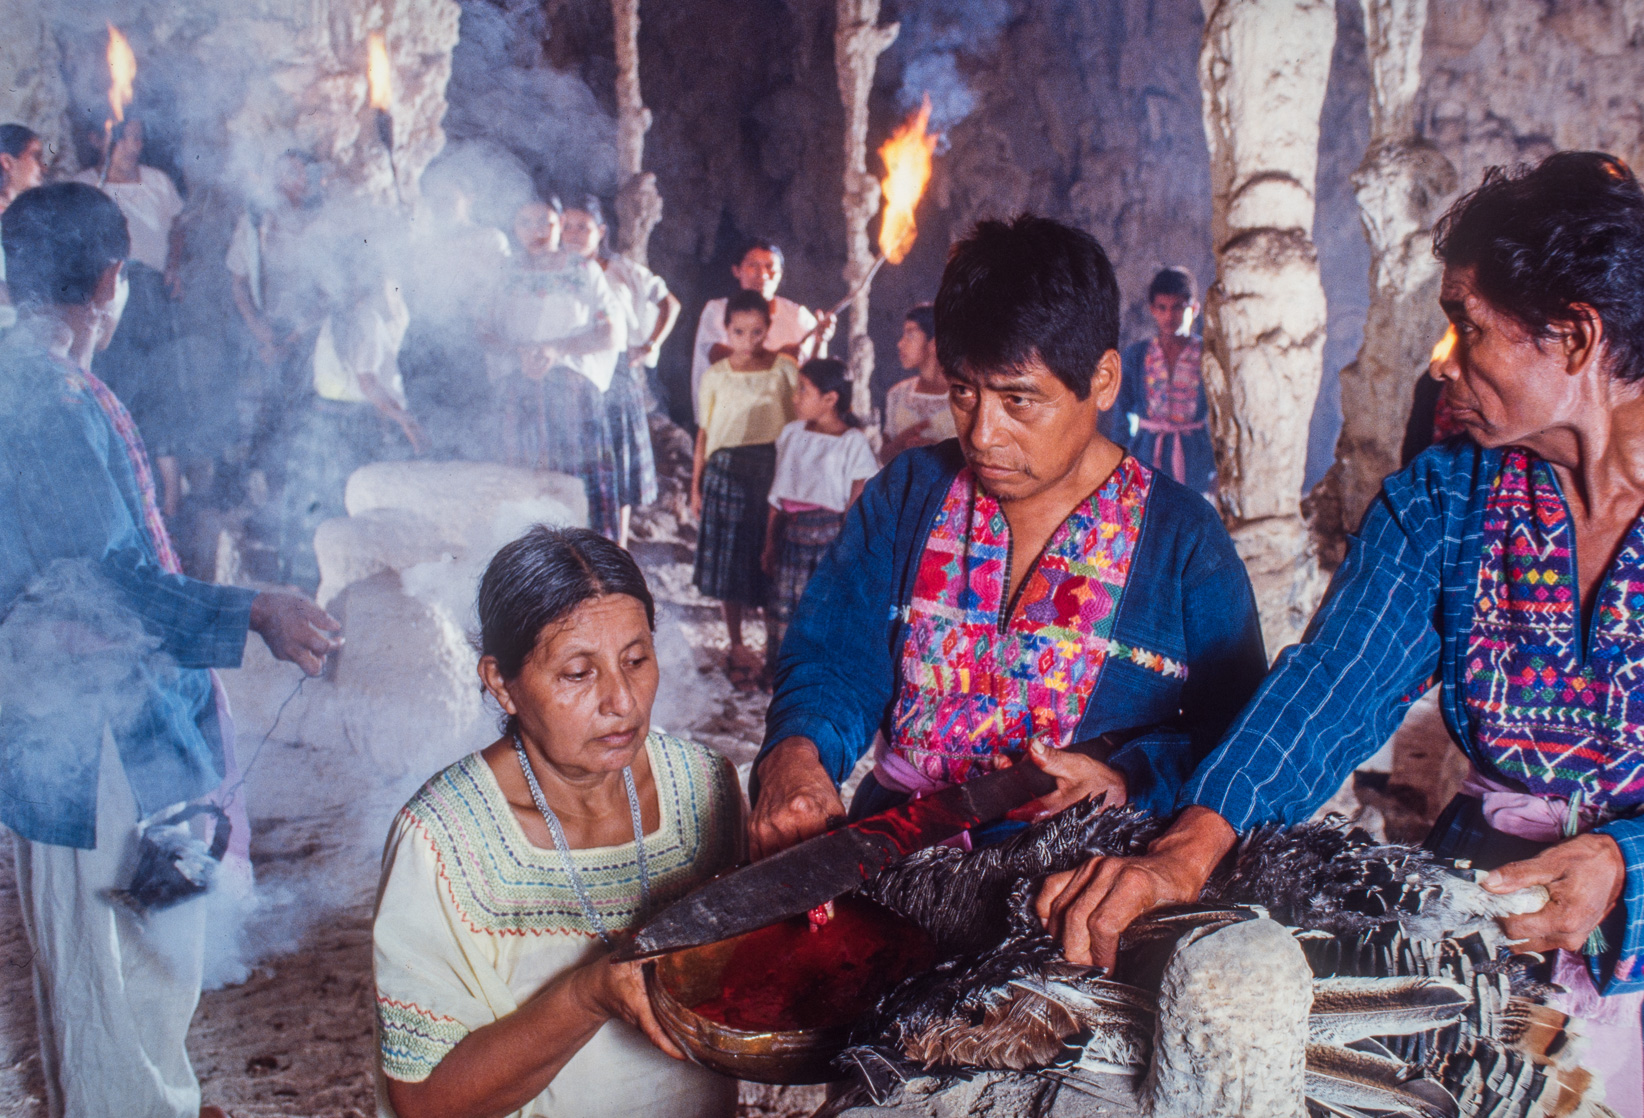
[{"xmin": 748, "ymin": 217, "xmax": 1268, "ymax": 945}]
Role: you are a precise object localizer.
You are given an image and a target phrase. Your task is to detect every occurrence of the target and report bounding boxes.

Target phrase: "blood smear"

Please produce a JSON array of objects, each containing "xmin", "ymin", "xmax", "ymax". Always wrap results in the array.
[{"xmin": 689, "ymin": 900, "xmax": 930, "ymax": 1031}]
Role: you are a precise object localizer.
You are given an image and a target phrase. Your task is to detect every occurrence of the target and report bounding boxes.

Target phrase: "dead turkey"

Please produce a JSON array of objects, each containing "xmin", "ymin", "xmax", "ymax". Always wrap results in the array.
[{"xmin": 831, "ymin": 802, "xmax": 1614, "ymax": 1118}]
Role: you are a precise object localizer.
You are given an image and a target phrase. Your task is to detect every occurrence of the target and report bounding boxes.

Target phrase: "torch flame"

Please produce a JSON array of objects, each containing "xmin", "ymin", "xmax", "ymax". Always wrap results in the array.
[
  {"xmin": 877, "ymin": 96, "xmax": 939, "ymax": 265},
  {"xmin": 107, "ymin": 24, "xmax": 136, "ymax": 124},
  {"xmin": 367, "ymin": 32, "xmax": 393, "ymax": 111},
  {"xmin": 1431, "ymin": 325, "xmax": 1457, "ymax": 366}
]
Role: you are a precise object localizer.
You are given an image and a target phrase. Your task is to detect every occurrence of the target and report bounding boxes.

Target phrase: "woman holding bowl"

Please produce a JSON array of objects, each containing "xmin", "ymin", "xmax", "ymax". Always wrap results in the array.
[{"xmin": 373, "ymin": 526, "xmax": 741, "ymax": 1118}]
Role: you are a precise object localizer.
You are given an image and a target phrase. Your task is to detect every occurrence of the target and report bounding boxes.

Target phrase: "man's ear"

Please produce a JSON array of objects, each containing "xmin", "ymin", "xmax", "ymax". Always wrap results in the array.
[
  {"xmin": 93, "ymin": 260, "xmax": 124, "ymax": 306},
  {"xmin": 1091, "ymin": 348, "xmax": 1123, "ymax": 411}
]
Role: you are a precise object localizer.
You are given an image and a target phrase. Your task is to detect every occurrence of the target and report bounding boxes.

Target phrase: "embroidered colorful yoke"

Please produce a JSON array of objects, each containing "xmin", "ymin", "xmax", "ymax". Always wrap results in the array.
[
  {"xmin": 373, "ymin": 732, "xmax": 740, "ymax": 1116},
  {"xmin": 1464, "ymin": 448, "xmax": 1644, "ymax": 807},
  {"xmin": 889, "ymin": 457, "xmax": 1175, "ymax": 785}
]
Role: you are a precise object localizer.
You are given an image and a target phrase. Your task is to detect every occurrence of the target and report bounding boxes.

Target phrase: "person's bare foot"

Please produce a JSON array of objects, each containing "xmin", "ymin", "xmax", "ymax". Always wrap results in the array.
[
  {"xmin": 727, "ymin": 643, "xmax": 762, "ymax": 671},
  {"xmin": 201, "ymin": 1106, "xmax": 229, "ymax": 1118}
]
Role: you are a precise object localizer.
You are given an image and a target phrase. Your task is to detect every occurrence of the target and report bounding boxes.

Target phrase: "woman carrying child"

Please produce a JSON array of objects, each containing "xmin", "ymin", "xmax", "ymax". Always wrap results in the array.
[
  {"xmin": 691, "ymin": 290, "xmax": 799, "ymax": 691},
  {"xmin": 762, "ymin": 358, "xmax": 878, "ymax": 676}
]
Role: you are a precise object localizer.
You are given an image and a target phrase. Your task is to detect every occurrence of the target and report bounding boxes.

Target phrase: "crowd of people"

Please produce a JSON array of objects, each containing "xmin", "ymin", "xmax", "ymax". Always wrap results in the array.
[{"xmin": 7, "ymin": 102, "xmax": 1644, "ymax": 1118}]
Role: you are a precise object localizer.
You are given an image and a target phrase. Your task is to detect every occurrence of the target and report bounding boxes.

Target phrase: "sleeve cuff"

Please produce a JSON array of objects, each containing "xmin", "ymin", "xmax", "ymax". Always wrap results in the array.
[
  {"xmin": 1106, "ymin": 732, "xmax": 1195, "ymax": 817},
  {"xmin": 1594, "ymin": 816, "xmax": 1644, "ymax": 994},
  {"xmin": 758, "ymin": 713, "xmax": 859, "ymax": 789},
  {"xmin": 377, "ymin": 996, "xmax": 469, "ymax": 1083}
]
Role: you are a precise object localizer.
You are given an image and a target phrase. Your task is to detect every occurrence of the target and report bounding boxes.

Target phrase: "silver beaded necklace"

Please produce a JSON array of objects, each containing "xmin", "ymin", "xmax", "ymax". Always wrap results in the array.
[{"xmin": 512, "ymin": 733, "xmax": 651, "ymax": 946}]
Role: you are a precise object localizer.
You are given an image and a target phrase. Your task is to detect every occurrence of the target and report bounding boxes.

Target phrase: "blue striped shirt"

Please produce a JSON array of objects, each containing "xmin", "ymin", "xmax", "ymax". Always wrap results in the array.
[{"xmin": 1183, "ymin": 439, "xmax": 1644, "ymax": 993}]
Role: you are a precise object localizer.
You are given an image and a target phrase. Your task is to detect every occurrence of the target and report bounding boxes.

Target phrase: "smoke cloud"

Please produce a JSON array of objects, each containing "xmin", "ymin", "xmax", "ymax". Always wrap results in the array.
[{"xmin": 890, "ymin": 0, "xmax": 1012, "ymax": 132}]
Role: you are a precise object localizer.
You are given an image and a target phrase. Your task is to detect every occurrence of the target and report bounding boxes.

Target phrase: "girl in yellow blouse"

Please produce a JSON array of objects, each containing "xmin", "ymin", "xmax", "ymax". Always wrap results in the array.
[{"xmin": 691, "ymin": 289, "xmax": 799, "ymax": 690}]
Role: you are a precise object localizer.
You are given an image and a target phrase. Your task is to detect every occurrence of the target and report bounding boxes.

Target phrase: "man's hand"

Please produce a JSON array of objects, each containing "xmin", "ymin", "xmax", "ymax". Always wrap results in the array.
[
  {"xmin": 250, "ymin": 592, "xmax": 342, "ymax": 676},
  {"xmin": 1009, "ymin": 740, "xmax": 1127, "ymax": 823},
  {"xmin": 1484, "ymin": 833, "xmax": 1626, "ymax": 954},
  {"xmin": 749, "ymin": 736, "xmax": 846, "ymax": 861},
  {"xmin": 1034, "ymin": 806, "xmax": 1235, "ymax": 968}
]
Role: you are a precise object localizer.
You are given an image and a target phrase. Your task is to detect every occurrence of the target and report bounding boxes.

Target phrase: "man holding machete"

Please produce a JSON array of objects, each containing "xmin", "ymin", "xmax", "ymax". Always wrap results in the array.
[{"xmin": 749, "ymin": 217, "xmax": 1268, "ymax": 948}]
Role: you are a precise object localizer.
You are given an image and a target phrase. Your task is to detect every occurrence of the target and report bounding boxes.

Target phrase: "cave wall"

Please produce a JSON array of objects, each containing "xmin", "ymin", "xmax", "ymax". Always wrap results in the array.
[{"xmin": 7, "ymin": 0, "xmax": 1644, "ymax": 487}]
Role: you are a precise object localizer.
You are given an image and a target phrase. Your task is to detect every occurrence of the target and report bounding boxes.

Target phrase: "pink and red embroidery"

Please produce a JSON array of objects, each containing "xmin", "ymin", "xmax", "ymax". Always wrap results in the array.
[
  {"xmin": 888, "ymin": 457, "xmax": 1178, "ymax": 785},
  {"xmin": 1464, "ymin": 449, "xmax": 1644, "ymax": 806}
]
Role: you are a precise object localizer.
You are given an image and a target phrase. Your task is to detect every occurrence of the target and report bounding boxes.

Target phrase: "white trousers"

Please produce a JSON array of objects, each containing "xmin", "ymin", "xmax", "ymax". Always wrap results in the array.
[{"xmin": 12, "ymin": 731, "xmax": 206, "ymax": 1118}]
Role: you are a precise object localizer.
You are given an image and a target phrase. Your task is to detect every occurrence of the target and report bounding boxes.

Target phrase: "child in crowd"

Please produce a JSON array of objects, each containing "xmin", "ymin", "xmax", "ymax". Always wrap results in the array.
[
  {"xmin": 880, "ymin": 302, "xmax": 955, "ymax": 462},
  {"xmin": 692, "ymin": 289, "xmax": 800, "ymax": 690},
  {"xmin": 762, "ymin": 358, "xmax": 878, "ymax": 677}
]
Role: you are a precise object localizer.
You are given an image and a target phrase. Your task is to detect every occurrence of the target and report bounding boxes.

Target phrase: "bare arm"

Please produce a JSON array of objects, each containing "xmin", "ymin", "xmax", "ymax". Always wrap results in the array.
[
  {"xmin": 646, "ymin": 292, "xmax": 682, "ymax": 353},
  {"xmin": 356, "ymin": 372, "xmax": 427, "ymax": 456},
  {"xmin": 691, "ymin": 427, "xmax": 708, "ymax": 520},
  {"xmin": 549, "ymin": 314, "xmax": 620, "ymax": 359},
  {"xmin": 384, "ymin": 956, "xmax": 679, "ymax": 1118},
  {"xmin": 762, "ymin": 505, "xmax": 783, "ymax": 576},
  {"xmin": 748, "ymin": 735, "xmax": 847, "ymax": 861},
  {"xmin": 164, "ymin": 224, "xmax": 186, "ymax": 299},
  {"xmin": 231, "ymin": 275, "xmax": 280, "ymax": 364}
]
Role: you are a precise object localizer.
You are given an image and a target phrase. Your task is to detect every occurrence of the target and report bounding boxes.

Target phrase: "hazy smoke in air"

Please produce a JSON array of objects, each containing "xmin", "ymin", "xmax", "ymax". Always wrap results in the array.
[
  {"xmin": 891, "ymin": 0, "xmax": 1012, "ymax": 132},
  {"xmin": 445, "ymin": 0, "xmax": 620, "ymax": 200}
]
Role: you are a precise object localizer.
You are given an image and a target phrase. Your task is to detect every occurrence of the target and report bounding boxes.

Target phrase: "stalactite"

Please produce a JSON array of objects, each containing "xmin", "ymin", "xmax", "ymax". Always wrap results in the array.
[
  {"xmin": 1197, "ymin": 0, "xmax": 1336, "ymax": 653},
  {"xmin": 834, "ymin": 0, "xmax": 897, "ymax": 419},
  {"xmin": 1322, "ymin": 0, "xmax": 1456, "ymax": 550},
  {"xmin": 612, "ymin": 0, "xmax": 661, "ymax": 267}
]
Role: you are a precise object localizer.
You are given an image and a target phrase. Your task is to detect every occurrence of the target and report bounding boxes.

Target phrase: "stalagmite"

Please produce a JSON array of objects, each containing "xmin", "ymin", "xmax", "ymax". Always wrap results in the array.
[
  {"xmin": 1197, "ymin": 0, "xmax": 1336, "ymax": 652},
  {"xmin": 612, "ymin": 0, "xmax": 662, "ymax": 267},
  {"xmin": 1325, "ymin": 0, "xmax": 1457, "ymax": 540},
  {"xmin": 834, "ymin": 0, "xmax": 898, "ymax": 420}
]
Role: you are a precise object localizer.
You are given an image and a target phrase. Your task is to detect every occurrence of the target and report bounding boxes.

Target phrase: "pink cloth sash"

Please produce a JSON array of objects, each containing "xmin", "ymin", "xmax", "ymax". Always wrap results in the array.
[
  {"xmin": 872, "ymin": 736, "xmax": 973, "ymax": 851},
  {"xmin": 1466, "ymin": 768, "xmax": 1643, "ymax": 1115},
  {"xmin": 1134, "ymin": 416, "xmax": 1204, "ymax": 488}
]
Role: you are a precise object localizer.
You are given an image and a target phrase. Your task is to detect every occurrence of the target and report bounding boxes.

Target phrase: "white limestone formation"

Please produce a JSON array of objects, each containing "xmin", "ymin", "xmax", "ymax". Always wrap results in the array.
[
  {"xmin": 1327, "ymin": 0, "xmax": 1456, "ymax": 538},
  {"xmin": 834, "ymin": 0, "xmax": 899, "ymax": 419},
  {"xmin": 1196, "ymin": 0, "xmax": 1336, "ymax": 652},
  {"xmin": 225, "ymin": 461, "xmax": 586, "ymax": 772},
  {"xmin": 612, "ymin": 0, "xmax": 662, "ymax": 267},
  {"xmin": 0, "ymin": 0, "xmax": 71, "ymax": 169}
]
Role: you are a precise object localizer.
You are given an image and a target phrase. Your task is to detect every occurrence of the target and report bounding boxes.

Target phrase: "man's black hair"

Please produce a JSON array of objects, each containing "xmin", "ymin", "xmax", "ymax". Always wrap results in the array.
[
  {"xmin": 933, "ymin": 215, "xmax": 1119, "ymax": 399},
  {"xmin": 0, "ymin": 123, "xmax": 37, "ymax": 161},
  {"xmin": 1147, "ymin": 266, "xmax": 1196, "ymax": 304},
  {"xmin": 2, "ymin": 183, "xmax": 129, "ymax": 307},
  {"xmin": 1434, "ymin": 151, "xmax": 1644, "ymax": 384},
  {"xmin": 569, "ymin": 194, "xmax": 605, "ymax": 227},
  {"xmin": 905, "ymin": 302, "xmax": 935, "ymax": 340},
  {"xmin": 739, "ymin": 237, "xmax": 785, "ymax": 272},
  {"xmin": 724, "ymin": 288, "xmax": 772, "ymax": 325}
]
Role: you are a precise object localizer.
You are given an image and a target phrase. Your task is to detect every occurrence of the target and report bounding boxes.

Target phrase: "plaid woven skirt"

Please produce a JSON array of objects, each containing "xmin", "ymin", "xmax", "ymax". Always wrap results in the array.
[
  {"xmin": 768, "ymin": 508, "xmax": 845, "ymax": 624},
  {"xmin": 605, "ymin": 359, "xmax": 658, "ymax": 509},
  {"xmin": 692, "ymin": 444, "xmax": 777, "ymax": 606},
  {"xmin": 505, "ymin": 367, "xmax": 620, "ymax": 539}
]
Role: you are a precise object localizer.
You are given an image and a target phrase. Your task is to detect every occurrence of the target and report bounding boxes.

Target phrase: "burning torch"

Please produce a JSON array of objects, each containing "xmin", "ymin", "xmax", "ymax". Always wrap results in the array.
[
  {"xmin": 98, "ymin": 24, "xmax": 137, "ymax": 188},
  {"xmin": 367, "ymin": 31, "xmax": 402, "ymax": 205},
  {"xmin": 816, "ymin": 97, "xmax": 939, "ymax": 330}
]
